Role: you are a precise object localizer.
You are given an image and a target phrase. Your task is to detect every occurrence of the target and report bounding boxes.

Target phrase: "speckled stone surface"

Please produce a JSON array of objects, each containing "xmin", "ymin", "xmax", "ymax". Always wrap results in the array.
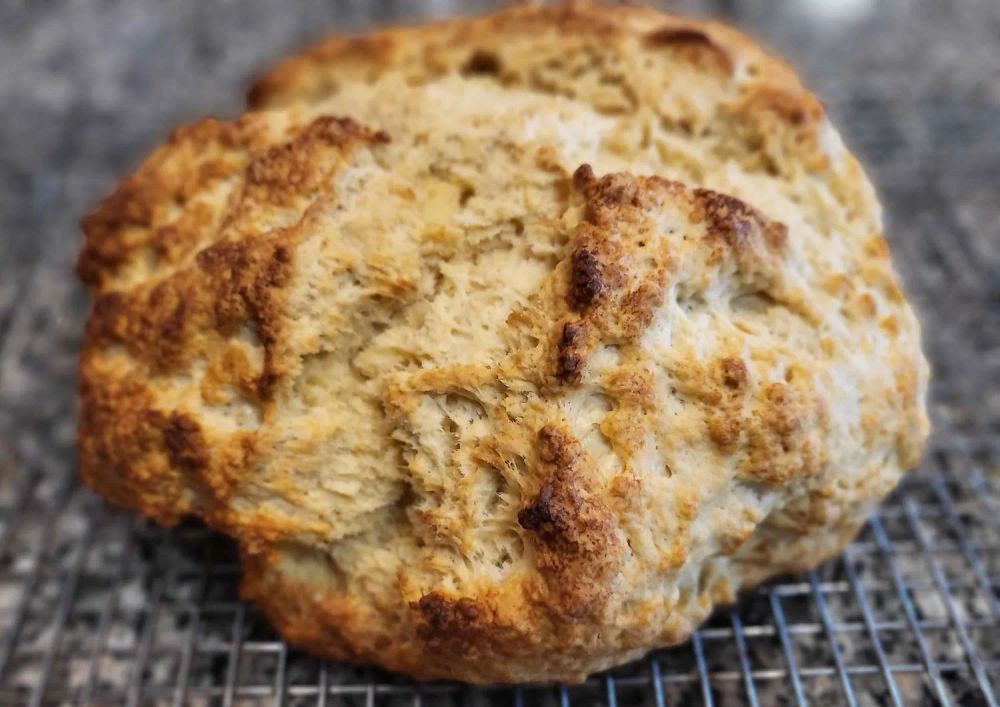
[{"xmin": 0, "ymin": 1, "xmax": 998, "ymax": 705}]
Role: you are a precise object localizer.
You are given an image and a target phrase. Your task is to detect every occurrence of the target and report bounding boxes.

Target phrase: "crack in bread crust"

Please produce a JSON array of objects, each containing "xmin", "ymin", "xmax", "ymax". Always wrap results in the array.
[{"xmin": 78, "ymin": 3, "xmax": 929, "ymax": 684}]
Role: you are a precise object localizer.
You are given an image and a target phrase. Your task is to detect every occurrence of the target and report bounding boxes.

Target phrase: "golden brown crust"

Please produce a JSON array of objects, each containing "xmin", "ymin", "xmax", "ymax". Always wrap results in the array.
[
  {"xmin": 642, "ymin": 26, "xmax": 734, "ymax": 75},
  {"xmin": 79, "ymin": 112, "xmax": 391, "ymax": 543},
  {"xmin": 78, "ymin": 371, "xmax": 194, "ymax": 524},
  {"xmin": 517, "ymin": 425, "xmax": 623, "ymax": 618},
  {"xmin": 78, "ymin": 2, "xmax": 930, "ymax": 685},
  {"xmin": 548, "ymin": 166, "xmax": 788, "ymax": 396},
  {"xmin": 80, "ymin": 117, "xmax": 268, "ymax": 288},
  {"xmin": 247, "ymin": 4, "xmax": 794, "ymax": 111}
]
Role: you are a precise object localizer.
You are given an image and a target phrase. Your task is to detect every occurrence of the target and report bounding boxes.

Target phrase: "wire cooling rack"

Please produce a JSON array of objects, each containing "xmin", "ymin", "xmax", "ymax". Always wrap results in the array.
[{"xmin": 1, "ymin": 0, "xmax": 998, "ymax": 705}]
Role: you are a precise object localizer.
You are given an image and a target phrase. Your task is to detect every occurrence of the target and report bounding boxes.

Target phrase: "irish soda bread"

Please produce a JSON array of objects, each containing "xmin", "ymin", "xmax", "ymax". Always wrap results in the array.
[{"xmin": 78, "ymin": 3, "xmax": 929, "ymax": 683}]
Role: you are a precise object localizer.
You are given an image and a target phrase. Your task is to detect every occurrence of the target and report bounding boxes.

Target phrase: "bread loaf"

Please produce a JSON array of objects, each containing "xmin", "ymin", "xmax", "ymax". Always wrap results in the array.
[{"xmin": 78, "ymin": 4, "xmax": 929, "ymax": 683}]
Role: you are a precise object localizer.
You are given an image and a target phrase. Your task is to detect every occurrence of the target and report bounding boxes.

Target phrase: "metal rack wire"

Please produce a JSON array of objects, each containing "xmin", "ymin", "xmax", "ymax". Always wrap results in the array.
[
  {"xmin": 1, "ymin": 0, "xmax": 998, "ymax": 704},
  {"xmin": 0, "ymin": 437, "xmax": 998, "ymax": 705}
]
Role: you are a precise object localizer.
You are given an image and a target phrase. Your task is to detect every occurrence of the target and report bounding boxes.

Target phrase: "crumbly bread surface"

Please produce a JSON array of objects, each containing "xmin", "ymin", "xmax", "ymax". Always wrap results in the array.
[{"xmin": 78, "ymin": 4, "xmax": 929, "ymax": 683}]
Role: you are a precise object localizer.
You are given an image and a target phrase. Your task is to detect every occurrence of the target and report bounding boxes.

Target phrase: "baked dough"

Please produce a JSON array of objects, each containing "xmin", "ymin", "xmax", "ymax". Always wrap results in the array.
[{"xmin": 78, "ymin": 4, "xmax": 929, "ymax": 683}]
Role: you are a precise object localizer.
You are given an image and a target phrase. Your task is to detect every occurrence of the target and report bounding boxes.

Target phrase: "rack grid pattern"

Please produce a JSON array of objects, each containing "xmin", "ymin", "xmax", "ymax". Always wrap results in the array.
[
  {"xmin": 2, "ymin": 443, "xmax": 999, "ymax": 706},
  {"xmin": 1, "ymin": 0, "xmax": 998, "ymax": 705}
]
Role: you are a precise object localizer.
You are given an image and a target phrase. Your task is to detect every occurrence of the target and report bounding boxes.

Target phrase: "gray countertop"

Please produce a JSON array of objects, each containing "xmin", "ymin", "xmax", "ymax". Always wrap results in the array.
[{"xmin": 1, "ymin": 1, "xmax": 998, "ymax": 705}]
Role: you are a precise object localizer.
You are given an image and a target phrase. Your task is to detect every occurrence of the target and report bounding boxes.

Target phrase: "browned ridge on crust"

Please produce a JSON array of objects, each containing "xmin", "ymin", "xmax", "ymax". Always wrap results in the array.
[{"xmin": 78, "ymin": 3, "xmax": 929, "ymax": 684}]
